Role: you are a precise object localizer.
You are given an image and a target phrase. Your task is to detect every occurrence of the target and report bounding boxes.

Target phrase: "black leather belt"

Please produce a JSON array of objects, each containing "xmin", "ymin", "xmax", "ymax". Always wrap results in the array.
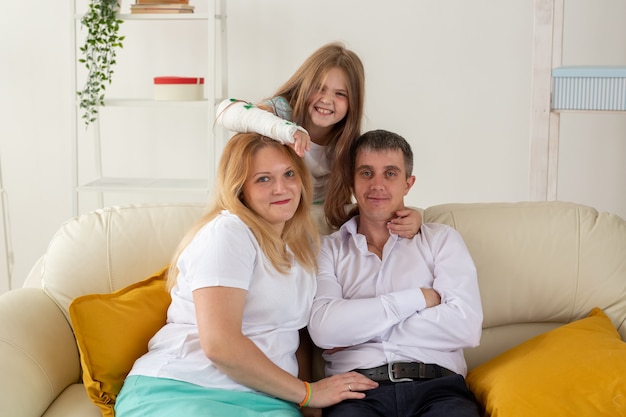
[{"xmin": 355, "ymin": 362, "xmax": 457, "ymax": 382}]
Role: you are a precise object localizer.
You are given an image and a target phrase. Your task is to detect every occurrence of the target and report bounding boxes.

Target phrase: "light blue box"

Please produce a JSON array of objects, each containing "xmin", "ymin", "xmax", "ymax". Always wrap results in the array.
[{"xmin": 552, "ymin": 66, "xmax": 626, "ymax": 111}]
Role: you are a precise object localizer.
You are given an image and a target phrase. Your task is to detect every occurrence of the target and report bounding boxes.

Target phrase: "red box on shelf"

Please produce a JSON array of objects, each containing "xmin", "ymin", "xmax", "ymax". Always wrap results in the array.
[{"xmin": 153, "ymin": 76, "xmax": 205, "ymax": 101}]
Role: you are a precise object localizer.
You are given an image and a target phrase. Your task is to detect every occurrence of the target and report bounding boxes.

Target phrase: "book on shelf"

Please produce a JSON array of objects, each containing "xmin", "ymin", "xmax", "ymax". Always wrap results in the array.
[
  {"xmin": 135, "ymin": 0, "xmax": 190, "ymax": 4},
  {"xmin": 130, "ymin": 3, "xmax": 195, "ymax": 13}
]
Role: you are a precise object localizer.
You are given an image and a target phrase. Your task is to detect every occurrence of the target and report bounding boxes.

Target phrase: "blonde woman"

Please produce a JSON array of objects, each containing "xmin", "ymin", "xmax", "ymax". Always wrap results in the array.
[{"xmin": 115, "ymin": 133, "xmax": 377, "ymax": 417}]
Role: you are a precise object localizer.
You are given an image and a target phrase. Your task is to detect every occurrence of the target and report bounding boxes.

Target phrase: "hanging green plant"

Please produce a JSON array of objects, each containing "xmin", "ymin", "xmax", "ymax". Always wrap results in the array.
[{"xmin": 77, "ymin": 0, "xmax": 125, "ymax": 127}]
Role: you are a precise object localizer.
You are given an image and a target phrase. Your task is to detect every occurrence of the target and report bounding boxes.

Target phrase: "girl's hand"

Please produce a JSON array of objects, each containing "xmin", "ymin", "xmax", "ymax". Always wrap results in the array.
[
  {"xmin": 307, "ymin": 372, "xmax": 378, "ymax": 408},
  {"xmin": 290, "ymin": 130, "xmax": 311, "ymax": 157},
  {"xmin": 387, "ymin": 208, "xmax": 422, "ymax": 238}
]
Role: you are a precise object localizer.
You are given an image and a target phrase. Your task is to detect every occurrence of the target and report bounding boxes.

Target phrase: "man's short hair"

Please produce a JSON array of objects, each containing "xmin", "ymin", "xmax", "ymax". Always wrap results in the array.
[{"xmin": 351, "ymin": 129, "xmax": 414, "ymax": 177}]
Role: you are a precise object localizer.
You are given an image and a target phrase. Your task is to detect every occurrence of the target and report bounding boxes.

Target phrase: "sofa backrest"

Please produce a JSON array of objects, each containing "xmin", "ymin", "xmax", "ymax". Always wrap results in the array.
[
  {"xmin": 424, "ymin": 201, "xmax": 626, "ymax": 369},
  {"xmin": 32, "ymin": 204, "xmax": 206, "ymax": 321},
  {"xmin": 28, "ymin": 201, "xmax": 626, "ymax": 371}
]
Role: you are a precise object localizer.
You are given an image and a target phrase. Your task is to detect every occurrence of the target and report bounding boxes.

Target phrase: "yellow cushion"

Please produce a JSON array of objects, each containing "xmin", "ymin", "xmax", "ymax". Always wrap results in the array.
[
  {"xmin": 466, "ymin": 307, "xmax": 626, "ymax": 417},
  {"xmin": 69, "ymin": 267, "xmax": 171, "ymax": 417}
]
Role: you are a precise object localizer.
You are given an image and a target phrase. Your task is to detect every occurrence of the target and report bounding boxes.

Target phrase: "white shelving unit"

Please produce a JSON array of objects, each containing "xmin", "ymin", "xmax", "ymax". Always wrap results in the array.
[
  {"xmin": 529, "ymin": 0, "xmax": 625, "ymax": 201},
  {"xmin": 529, "ymin": 0, "xmax": 564, "ymax": 201},
  {"xmin": 70, "ymin": 0, "xmax": 228, "ymax": 215}
]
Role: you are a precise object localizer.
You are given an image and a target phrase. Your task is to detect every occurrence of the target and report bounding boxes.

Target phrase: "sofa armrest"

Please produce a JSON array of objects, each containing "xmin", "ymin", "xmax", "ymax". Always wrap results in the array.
[{"xmin": 0, "ymin": 288, "xmax": 81, "ymax": 417}]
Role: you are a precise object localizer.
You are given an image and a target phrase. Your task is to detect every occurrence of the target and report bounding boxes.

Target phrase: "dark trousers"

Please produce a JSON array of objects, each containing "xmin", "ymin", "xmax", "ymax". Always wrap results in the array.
[{"xmin": 323, "ymin": 375, "xmax": 480, "ymax": 417}]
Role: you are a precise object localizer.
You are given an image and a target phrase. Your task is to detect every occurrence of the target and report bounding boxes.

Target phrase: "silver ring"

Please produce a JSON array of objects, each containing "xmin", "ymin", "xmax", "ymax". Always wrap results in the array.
[{"xmin": 348, "ymin": 384, "xmax": 352, "ymax": 391}]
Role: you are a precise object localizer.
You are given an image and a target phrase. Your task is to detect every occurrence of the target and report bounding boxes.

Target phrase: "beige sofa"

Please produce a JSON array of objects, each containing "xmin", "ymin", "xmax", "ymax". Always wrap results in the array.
[{"xmin": 1, "ymin": 201, "xmax": 625, "ymax": 417}]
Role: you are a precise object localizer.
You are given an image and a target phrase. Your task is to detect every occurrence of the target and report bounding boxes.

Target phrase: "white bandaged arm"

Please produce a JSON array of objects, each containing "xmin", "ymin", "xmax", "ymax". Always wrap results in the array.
[{"xmin": 216, "ymin": 99, "xmax": 308, "ymax": 145}]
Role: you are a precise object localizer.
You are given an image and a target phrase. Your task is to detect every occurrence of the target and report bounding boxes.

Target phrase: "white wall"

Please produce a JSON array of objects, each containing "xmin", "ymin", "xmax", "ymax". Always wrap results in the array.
[
  {"xmin": 1, "ymin": 0, "xmax": 625, "ymax": 292},
  {"xmin": 1, "ymin": 1, "xmax": 74, "ymax": 292},
  {"xmin": 226, "ymin": 1, "xmax": 536, "ymax": 207},
  {"xmin": 557, "ymin": 1, "xmax": 626, "ymax": 217}
]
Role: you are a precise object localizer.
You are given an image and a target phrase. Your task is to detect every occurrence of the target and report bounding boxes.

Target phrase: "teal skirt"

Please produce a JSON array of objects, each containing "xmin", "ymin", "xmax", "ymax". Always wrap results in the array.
[{"xmin": 115, "ymin": 375, "xmax": 301, "ymax": 417}]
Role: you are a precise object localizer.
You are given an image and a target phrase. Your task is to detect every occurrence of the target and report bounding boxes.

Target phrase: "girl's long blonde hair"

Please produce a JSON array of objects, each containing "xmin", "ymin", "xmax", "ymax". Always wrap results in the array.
[
  {"xmin": 167, "ymin": 133, "xmax": 319, "ymax": 289},
  {"xmin": 269, "ymin": 42, "xmax": 366, "ymax": 231},
  {"xmin": 272, "ymin": 42, "xmax": 364, "ymax": 156}
]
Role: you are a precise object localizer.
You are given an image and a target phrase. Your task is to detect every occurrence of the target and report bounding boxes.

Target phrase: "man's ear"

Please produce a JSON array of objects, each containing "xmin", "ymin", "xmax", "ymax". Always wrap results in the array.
[{"xmin": 404, "ymin": 175, "xmax": 416, "ymax": 195}]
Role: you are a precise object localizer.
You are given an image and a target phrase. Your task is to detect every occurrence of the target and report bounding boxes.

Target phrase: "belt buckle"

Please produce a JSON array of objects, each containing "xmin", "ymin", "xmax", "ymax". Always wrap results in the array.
[{"xmin": 387, "ymin": 362, "xmax": 413, "ymax": 383}]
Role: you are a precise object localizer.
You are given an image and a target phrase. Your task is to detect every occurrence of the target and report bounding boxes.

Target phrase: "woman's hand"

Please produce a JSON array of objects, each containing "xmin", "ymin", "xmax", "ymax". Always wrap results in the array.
[
  {"xmin": 387, "ymin": 208, "xmax": 422, "ymax": 238},
  {"xmin": 306, "ymin": 372, "xmax": 378, "ymax": 409}
]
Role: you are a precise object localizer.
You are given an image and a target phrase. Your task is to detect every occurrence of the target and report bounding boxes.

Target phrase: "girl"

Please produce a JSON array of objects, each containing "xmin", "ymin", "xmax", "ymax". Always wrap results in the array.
[
  {"xmin": 115, "ymin": 133, "xmax": 377, "ymax": 417},
  {"xmin": 216, "ymin": 42, "xmax": 422, "ymax": 235}
]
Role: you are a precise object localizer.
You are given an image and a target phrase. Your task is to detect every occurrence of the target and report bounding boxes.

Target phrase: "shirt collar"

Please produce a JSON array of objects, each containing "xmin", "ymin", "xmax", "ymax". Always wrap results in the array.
[{"xmin": 339, "ymin": 215, "xmax": 401, "ymax": 253}]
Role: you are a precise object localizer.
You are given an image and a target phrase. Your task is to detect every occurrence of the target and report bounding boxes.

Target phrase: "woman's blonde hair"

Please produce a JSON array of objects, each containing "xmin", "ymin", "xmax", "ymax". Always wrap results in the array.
[
  {"xmin": 268, "ymin": 42, "xmax": 365, "ymax": 231},
  {"xmin": 167, "ymin": 133, "xmax": 319, "ymax": 289}
]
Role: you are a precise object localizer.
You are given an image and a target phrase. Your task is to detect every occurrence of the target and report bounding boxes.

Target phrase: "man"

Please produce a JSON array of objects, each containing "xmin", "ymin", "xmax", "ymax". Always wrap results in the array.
[{"xmin": 308, "ymin": 129, "xmax": 483, "ymax": 417}]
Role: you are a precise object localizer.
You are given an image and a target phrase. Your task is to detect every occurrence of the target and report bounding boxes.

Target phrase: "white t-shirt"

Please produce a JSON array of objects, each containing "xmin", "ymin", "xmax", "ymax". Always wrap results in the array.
[
  {"xmin": 304, "ymin": 141, "xmax": 331, "ymax": 203},
  {"xmin": 128, "ymin": 210, "xmax": 316, "ymax": 392}
]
